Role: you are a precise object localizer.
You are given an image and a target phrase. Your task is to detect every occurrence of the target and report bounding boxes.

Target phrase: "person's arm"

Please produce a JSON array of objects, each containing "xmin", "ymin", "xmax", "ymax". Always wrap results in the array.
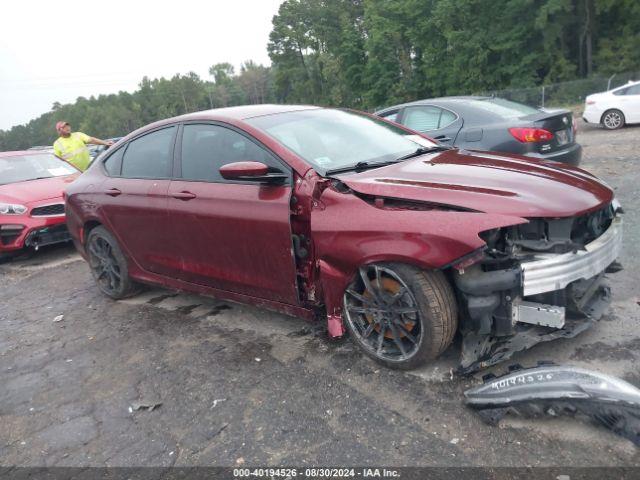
[
  {"xmin": 77, "ymin": 132, "xmax": 113, "ymax": 147},
  {"xmin": 87, "ymin": 136, "xmax": 114, "ymax": 146}
]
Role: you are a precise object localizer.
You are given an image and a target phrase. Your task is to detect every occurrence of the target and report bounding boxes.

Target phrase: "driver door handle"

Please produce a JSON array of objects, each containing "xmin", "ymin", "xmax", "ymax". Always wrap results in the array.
[
  {"xmin": 434, "ymin": 135, "xmax": 452, "ymax": 142},
  {"xmin": 172, "ymin": 191, "xmax": 197, "ymax": 200},
  {"xmin": 105, "ymin": 188, "xmax": 122, "ymax": 197}
]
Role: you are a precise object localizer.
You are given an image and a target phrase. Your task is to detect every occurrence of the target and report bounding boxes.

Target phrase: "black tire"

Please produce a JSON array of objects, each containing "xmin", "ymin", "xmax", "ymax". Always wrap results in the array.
[
  {"xmin": 343, "ymin": 263, "xmax": 458, "ymax": 370},
  {"xmin": 86, "ymin": 226, "xmax": 138, "ymax": 299},
  {"xmin": 601, "ymin": 109, "xmax": 625, "ymax": 130}
]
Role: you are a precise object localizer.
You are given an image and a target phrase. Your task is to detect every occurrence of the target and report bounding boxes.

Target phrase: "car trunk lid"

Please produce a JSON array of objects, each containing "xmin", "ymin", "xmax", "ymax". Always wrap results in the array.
[{"xmin": 517, "ymin": 109, "xmax": 576, "ymax": 154}]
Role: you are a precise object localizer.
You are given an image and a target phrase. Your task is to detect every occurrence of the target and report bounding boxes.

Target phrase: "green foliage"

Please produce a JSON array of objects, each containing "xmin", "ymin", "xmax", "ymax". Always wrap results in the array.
[
  {"xmin": 1, "ymin": 0, "xmax": 638, "ymax": 150},
  {"xmin": 268, "ymin": 0, "xmax": 640, "ymax": 109}
]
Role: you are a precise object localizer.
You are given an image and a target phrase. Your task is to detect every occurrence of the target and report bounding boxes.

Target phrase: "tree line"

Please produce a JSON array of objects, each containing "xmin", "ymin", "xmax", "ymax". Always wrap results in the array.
[{"xmin": 1, "ymin": 0, "xmax": 638, "ymax": 151}]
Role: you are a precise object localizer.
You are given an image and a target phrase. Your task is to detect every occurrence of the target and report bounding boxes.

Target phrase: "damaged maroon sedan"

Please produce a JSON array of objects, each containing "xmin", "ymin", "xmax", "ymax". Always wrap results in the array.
[{"xmin": 64, "ymin": 106, "xmax": 623, "ymax": 372}]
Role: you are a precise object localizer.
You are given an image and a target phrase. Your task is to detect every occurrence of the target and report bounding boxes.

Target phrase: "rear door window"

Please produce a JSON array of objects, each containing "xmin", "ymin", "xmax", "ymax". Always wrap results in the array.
[
  {"xmin": 121, "ymin": 127, "xmax": 176, "ymax": 179},
  {"xmin": 402, "ymin": 106, "xmax": 457, "ymax": 132}
]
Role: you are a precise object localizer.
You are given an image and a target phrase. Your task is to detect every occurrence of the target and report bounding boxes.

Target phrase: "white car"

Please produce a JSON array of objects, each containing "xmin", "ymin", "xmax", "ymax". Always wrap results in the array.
[{"xmin": 583, "ymin": 80, "xmax": 640, "ymax": 129}]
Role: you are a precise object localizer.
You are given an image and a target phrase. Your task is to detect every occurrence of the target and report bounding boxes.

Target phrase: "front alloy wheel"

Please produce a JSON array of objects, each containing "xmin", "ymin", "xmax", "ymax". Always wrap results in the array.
[{"xmin": 343, "ymin": 263, "xmax": 458, "ymax": 370}]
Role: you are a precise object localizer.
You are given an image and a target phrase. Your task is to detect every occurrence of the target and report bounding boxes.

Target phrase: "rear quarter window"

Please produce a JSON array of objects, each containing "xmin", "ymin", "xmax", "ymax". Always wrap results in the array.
[{"xmin": 103, "ymin": 147, "xmax": 124, "ymax": 176}]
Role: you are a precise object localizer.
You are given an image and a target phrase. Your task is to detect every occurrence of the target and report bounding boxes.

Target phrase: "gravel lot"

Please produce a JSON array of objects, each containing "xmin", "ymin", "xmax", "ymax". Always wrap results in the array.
[{"xmin": 1, "ymin": 123, "xmax": 639, "ymax": 468}]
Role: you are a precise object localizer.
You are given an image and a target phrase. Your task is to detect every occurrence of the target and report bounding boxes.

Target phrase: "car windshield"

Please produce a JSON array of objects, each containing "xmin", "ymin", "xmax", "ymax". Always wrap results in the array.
[
  {"xmin": 0, "ymin": 154, "xmax": 78, "ymax": 186},
  {"xmin": 464, "ymin": 98, "xmax": 540, "ymax": 118},
  {"xmin": 246, "ymin": 109, "xmax": 436, "ymax": 174}
]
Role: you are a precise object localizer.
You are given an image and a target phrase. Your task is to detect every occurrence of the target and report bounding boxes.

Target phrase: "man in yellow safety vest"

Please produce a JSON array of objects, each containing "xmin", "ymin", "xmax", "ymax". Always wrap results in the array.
[{"xmin": 52, "ymin": 121, "xmax": 113, "ymax": 171}]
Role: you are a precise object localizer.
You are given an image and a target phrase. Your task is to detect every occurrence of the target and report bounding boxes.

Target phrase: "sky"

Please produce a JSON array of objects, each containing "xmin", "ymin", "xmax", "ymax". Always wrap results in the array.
[{"xmin": 0, "ymin": 0, "xmax": 284, "ymax": 130}]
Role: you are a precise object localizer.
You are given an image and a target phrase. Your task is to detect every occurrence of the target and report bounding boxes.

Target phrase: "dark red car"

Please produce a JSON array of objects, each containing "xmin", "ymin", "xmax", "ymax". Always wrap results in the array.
[
  {"xmin": 0, "ymin": 151, "xmax": 79, "ymax": 259},
  {"xmin": 64, "ymin": 106, "xmax": 623, "ymax": 372}
]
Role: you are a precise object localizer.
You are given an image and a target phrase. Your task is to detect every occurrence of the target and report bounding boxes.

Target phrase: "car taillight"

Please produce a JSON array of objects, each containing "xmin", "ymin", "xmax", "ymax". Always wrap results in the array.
[
  {"xmin": 586, "ymin": 100, "xmax": 596, "ymax": 105},
  {"xmin": 508, "ymin": 127, "xmax": 554, "ymax": 143},
  {"xmin": 572, "ymin": 117, "xmax": 577, "ymax": 137}
]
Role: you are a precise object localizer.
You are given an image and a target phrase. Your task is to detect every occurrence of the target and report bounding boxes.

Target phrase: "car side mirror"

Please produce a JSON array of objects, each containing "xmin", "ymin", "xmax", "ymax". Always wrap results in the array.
[{"xmin": 219, "ymin": 161, "xmax": 288, "ymax": 183}]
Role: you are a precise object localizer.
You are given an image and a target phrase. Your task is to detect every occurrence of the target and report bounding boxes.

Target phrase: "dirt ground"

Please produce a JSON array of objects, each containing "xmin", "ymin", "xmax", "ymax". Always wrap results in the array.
[{"xmin": 1, "ymin": 123, "xmax": 639, "ymax": 468}]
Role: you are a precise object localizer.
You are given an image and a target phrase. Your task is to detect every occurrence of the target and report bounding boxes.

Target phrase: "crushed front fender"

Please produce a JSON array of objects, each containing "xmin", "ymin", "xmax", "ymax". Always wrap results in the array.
[{"xmin": 464, "ymin": 364, "xmax": 640, "ymax": 446}]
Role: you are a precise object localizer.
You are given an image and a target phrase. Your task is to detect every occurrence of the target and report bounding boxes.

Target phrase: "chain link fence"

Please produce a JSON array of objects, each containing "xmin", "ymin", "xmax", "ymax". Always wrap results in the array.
[{"xmin": 478, "ymin": 71, "xmax": 640, "ymax": 108}]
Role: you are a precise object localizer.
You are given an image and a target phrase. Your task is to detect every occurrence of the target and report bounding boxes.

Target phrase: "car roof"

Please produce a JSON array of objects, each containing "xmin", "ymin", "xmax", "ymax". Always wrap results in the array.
[
  {"xmin": 0, "ymin": 150, "xmax": 53, "ymax": 158},
  {"xmin": 120, "ymin": 104, "xmax": 324, "ymax": 143},
  {"xmin": 178, "ymin": 104, "xmax": 320, "ymax": 122},
  {"xmin": 375, "ymin": 96, "xmax": 495, "ymax": 114}
]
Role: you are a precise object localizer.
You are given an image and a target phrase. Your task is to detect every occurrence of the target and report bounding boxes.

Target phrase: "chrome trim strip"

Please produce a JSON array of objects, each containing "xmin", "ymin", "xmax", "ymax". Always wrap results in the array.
[{"xmin": 521, "ymin": 216, "xmax": 623, "ymax": 296}]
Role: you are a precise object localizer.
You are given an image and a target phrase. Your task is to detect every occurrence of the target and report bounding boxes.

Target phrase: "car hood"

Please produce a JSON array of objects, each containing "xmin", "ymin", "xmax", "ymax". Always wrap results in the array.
[
  {"xmin": 0, "ymin": 174, "xmax": 78, "ymax": 205},
  {"xmin": 335, "ymin": 149, "xmax": 613, "ymax": 218}
]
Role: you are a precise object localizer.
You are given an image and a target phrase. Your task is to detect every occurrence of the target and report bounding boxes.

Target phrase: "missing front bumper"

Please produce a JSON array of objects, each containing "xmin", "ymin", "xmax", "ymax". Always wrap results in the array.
[{"xmin": 454, "ymin": 216, "xmax": 622, "ymax": 373}]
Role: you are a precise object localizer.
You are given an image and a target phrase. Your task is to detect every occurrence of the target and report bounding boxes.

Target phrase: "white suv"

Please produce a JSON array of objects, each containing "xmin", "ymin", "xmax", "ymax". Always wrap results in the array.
[{"xmin": 583, "ymin": 80, "xmax": 640, "ymax": 130}]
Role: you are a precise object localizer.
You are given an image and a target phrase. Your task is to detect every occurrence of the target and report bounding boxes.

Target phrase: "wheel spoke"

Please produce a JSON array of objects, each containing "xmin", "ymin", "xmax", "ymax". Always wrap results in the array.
[
  {"xmin": 89, "ymin": 243, "xmax": 106, "ymax": 261},
  {"xmin": 373, "ymin": 265, "xmax": 382, "ymax": 292},
  {"xmin": 347, "ymin": 306, "xmax": 381, "ymax": 314},
  {"xmin": 395, "ymin": 321, "xmax": 418, "ymax": 344},
  {"xmin": 376, "ymin": 325, "xmax": 386, "ymax": 354},
  {"xmin": 108, "ymin": 270, "xmax": 118, "ymax": 290},
  {"xmin": 392, "ymin": 306, "xmax": 418, "ymax": 315},
  {"xmin": 388, "ymin": 287, "xmax": 408, "ymax": 306},
  {"xmin": 362, "ymin": 323, "xmax": 375, "ymax": 339},
  {"xmin": 345, "ymin": 289, "xmax": 374, "ymax": 305},
  {"xmin": 389, "ymin": 324, "xmax": 408, "ymax": 358},
  {"xmin": 359, "ymin": 267, "xmax": 379, "ymax": 300}
]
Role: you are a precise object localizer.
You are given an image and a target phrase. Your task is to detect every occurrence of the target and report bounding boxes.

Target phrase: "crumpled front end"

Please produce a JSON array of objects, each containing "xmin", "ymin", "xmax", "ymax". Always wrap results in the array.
[{"xmin": 454, "ymin": 201, "xmax": 624, "ymax": 373}]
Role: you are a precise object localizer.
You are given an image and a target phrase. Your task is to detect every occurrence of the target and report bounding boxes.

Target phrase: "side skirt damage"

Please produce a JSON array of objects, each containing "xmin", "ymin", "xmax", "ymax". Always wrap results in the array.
[{"xmin": 465, "ymin": 364, "xmax": 640, "ymax": 446}]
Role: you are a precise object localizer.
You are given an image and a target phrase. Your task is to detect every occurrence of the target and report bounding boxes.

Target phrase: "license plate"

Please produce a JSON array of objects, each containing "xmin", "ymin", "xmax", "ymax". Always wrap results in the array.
[{"xmin": 556, "ymin": 129, "xmax": 569, "ymax": 145}]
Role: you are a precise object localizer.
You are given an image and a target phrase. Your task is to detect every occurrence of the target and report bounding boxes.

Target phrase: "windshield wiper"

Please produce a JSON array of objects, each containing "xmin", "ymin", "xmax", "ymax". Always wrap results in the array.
[
  {"xmin": 395, "ymin": 145, "xmax": 451, "ymax": 162},
  {"xmin": 326, "ymin": 160, "xmax": 400, "ymax": 175},
  {"xmin": 325, "ymin": 145, "xmax": 452, "ymax": 175}
]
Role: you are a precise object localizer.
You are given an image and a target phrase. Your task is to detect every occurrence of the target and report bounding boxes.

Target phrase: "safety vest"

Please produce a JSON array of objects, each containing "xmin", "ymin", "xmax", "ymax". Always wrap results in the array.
[{"xmin": 53, "ymin": 132, "xmax": 91, "ymax": 171}]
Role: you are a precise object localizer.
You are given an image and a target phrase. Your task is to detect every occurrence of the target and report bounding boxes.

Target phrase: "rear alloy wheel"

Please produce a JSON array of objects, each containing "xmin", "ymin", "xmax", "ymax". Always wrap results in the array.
[
  {"xmin": 602, "ymin": 109, "xmax": 625, "ymax": 130},
  {"xmin": 343, "ymin": 263, "xmax": 458, "ymax": 370},
  {"xmin": 86, "ymin": 226, "xmax": 137, "ymax": 299}
]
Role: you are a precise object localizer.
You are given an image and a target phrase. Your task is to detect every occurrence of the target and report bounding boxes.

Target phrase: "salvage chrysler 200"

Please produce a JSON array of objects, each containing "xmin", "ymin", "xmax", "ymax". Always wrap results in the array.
[{"xmin": 64, "ymin": 106, "xmax": 623, "ymax": 372}]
